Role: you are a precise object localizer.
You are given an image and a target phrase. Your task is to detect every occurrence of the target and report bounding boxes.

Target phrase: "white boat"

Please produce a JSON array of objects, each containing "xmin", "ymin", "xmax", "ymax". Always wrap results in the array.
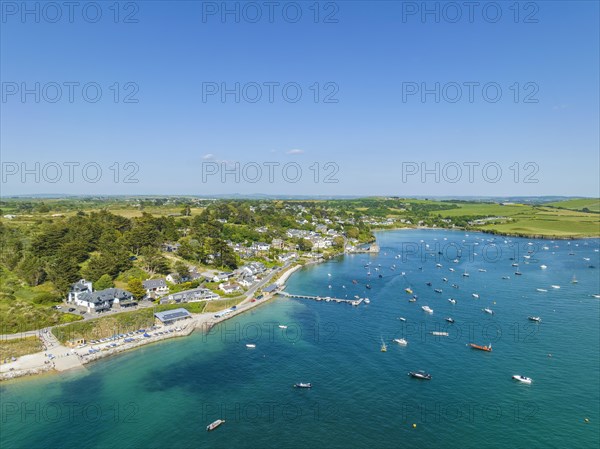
[
  {"xmin": 430, "ymin": 331, "xmax": 449, "ymax": 336},
  {"xmin": 278, "ymin": 325, "xmax": 288, "ymax": 329},
  {"xmin": 294, "ymin": 382, "xmax": 312, "ymax": 388},
  {"xmin": 551, "ymin": 285, "xmax": 560, "ymax": 289},
  {"xmin": 472, "ymin": 293, "xmax": 479, "ymax": 299},
  {"xmin": 449, "ymin": 268, "xmax": 455, "ymax": 272},
  {"xmin": 528, "ymin": 316, "xmax": 542, "ymax": 322},
  {"xmin": 393, "ymin": 338, "xmax": 408, "ymax": 345},
  {"xmin": 207, "ymin": 419, "xmax": 225, "ymax": 431},
  {"xmin": 536, "ymin": 288, "xmax": 548, "ymax": 292},
  {"xmin": 421, "ymin": 305, "xmax": 433, "ymax": 313},
  {"xmin": 442, "ymin": 277, "xmax": 448, "ymax": 282},
  {"xmin": 483, "ymin": 308, "xmax": 494, "ymax": 315},
  {"xmin": 462, "ymin": 271, "xmax": 469, "ymax": 277},
  {"xmin": 512, "ymin": 375, "xmax": 532, "ymax": 384},
  {"xmin": 593, "ymin": 294, "xmax": 600, "ymax": 299},
  {"xmin": 448, "ymin": 298, "xmax": 456, "ymax": 304},
  {"xmin": 478, "ymin": 269, "xmax": 487, "ymax": 272},
  {"xmin": 364, "ymin": 298, "xmax": 370, "ymax": 304},
  {"xmin": 246, "ymin": 344, "xmax": 256, "ymax": 348},
  {"xmin": 399, "ymin": 317, "xmax": 406, "ymax": 321},
  {"xmin": 502, "ymin": 276, "xmax": 510, "ymax": 280},
  {"xmin": 540, "ymin": 265, "xmax": 547, "ymax": 269}
]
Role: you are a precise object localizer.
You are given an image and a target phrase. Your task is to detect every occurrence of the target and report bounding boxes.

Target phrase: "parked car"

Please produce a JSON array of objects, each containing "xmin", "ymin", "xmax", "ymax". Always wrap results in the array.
[{"xmin": 68, "ymin": 308, "xmax": 76, "ymax": 312}]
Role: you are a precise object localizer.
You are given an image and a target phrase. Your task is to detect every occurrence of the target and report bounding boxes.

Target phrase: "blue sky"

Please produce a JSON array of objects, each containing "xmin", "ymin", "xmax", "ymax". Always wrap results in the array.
[{"xmin": 1, "ymin": 1, "xmax": 598, "ymax": 197}]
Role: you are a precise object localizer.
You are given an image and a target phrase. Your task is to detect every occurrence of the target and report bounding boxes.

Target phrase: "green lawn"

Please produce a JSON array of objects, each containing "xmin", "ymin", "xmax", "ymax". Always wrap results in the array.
[{"xmin": 546, "ymin": 198, "xmax": 600, "ymax": 213}]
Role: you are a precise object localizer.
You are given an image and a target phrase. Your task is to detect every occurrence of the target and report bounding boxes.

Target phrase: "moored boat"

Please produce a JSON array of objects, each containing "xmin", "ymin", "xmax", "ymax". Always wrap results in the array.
[
  {"xmin": 528, "ymin": 316, "xmax": 542, "ymax": 322},
  {"xmin": 393, "ymin": 338, "xmax": 408, "ymax": 345},
  {"xmin": 445, "ymin": 317, "xmax": 455, "ymax": 323},
  {"xmin": 483, "ymin": 308, "xmax": 494, "ymax": 315},
  {"xmin": 408, "ymin": 370, "xmax": 432, "ymax": 380},
  {"xmin": 207, "ymin": 419, "xmax": 225, "ymax": 431},
  {"xmin": 469, "ymin": 343, "xmax": 492, "ymax": 352},
  {"xmin": 512, "ymin": 375, "xmax": 532, "ymax": 384},
  {"xmin": 294, "ymin": 382, "xmax": 312, "ymax": 388},
  {"xmin": 421, "ymin": 305, "xmax": 433, "ymax": 313},
  {"xmin": 448, "ymin": 298, "xmax": 456, "ymax": 304}
]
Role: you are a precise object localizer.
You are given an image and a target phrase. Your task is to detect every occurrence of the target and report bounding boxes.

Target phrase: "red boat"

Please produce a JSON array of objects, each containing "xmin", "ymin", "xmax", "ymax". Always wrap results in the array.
[{"xmin": 469, "ymin": 343, "xmax": 492, "ymax": 352}]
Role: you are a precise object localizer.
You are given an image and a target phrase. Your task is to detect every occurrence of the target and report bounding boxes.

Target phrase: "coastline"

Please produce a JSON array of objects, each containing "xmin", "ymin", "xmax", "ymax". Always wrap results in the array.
[{"xmin": 0, "ymin": 264, "xmax": 304, "ymax": 383}]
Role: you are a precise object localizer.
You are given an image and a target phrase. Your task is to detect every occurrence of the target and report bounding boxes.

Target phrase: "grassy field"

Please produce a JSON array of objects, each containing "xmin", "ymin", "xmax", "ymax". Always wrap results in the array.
[
  {"xmin": 0, "ymin": 337, "xmax": 43, "ymax": 360},
  {"xmin": 546, "ymin": 198, "xmax": 600, "ymax": 213},
  {"xmin": 430, "ymin": 201, "xmax": 600, "ymax": 238}
]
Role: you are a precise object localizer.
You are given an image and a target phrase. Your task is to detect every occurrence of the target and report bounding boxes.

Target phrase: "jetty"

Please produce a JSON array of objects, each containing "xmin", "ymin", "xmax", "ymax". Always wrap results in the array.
[{"xmin": 278, "ymin": 291, "xmax": 366, "ymax": 306}]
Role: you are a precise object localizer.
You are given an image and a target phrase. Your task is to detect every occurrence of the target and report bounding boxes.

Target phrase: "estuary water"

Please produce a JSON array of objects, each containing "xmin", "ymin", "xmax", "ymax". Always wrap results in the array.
[{"xmin": 1, "ymin": 230, "xmax": 599, "ymax": 449}]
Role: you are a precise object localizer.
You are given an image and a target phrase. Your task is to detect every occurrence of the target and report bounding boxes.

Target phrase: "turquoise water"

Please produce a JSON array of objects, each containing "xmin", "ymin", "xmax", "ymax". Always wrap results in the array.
[{"xmin": 1, "ymin": 230, "xmax": 599, "ymax": 449}]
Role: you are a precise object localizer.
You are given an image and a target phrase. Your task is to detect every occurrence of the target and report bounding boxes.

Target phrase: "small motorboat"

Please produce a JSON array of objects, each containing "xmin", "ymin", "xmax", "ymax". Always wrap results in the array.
[
  {"xmin": 551, "ymin": 285, "xmax": 560, "ymax": 289},
  {"xmin": 528, "ymin": 316, "xmax": 542, "ymax": 322},
  {"xmin": 399, "ymin": 317, "xmax": 406, "ymax": 322},
  {"xmin": 449, "ymin": 268, "xmax": 455, "ymax": 272},
  {"xmin": 421, "ymin": 305, "xmax": 433, "ymax": 313},
  {"xmin": 434, "ymin": 289, "xmax": 442, "ymax": 294},
  {"xmin": 502, "ymin": 276, "xmax": 510, "ymax": 280},
  {"xmin": 294, "ymin": 382, "xmax": 312, "ymax": 388},
  {"xmin": 431, "ymin": 331, "xmax": 449, "ymax": 336},
  {"xmin": 483, "ymin": 308, "xmax": 494, "ymax": 315},
  {"xmin": 408, "ymin": 370, "xmax": 432, "ymax": 380},
  {"xmin": 426, "ymin": 282, "xmax": 432, "ymax": 287},
  {"xmin": 515, "ymin": 272, "xmax": 522, "ymax": 276},
  {"xmin": 393, "ymin": 338, "xmax": 408, "ymax": 345},
  {"xmin": 206, "ymin": 419, "xmax": 225, "ymax": 431},
  {"xmin": 536, "ymin": 288, "xmax": 547, "ymax": 292},
  {"xmin": 478, "ymin": 269, "xmax": 487, "ymax": 272},
  {"xmin": 472, "ymin": 293, "xmax": 480, "ymax": 299},
  {"xmin": 278, "ymin": 325, "xmax": 288, "ymax": 329},
  {"xmin": 452, "ymin": 284, "xmax": 459, "ymax": 289},
  {"xmin": 442, "ymin": 278, "xmax": 448, "ymax": 282},
  {"xmin": 469, "ymin": 343, "xmax": 492, "ymax": 352},
  {"xmin": 364, "ymin": 298, "xmax": 370, "ymax": 304},
  {"xmin": 445, "ymin": 317, "xmax": 455, "ymax": 323},
  {"xmin": 408, "ymin": 298, "xmax": 417, "ymax": 303},
  {"xmin": 366, "ymin": 284, "xmax": 372, "ymax": 289},
  {"xmin": 246, "ymin": 344, "xmax": 256, "ymax": 348},
  {"xmin": 352, "ymin": 279, "xmax": 358, "ymax": 284},
  {"xmin": 448, "ymin": 298, "xmax": 456, "ymax": 304},
  {"xmin": 512, "ymin": 263, "xmax": 519, "ymax": 267},
  {"xmin": 405, "ymin": 288, "xmax": 413, "ymax": 294},
  {"xmin": 512, "ymin": 375, "xmax": 532, "ymax": 384},
  {"xmin": 540, "ymin": 265, "xmax": 547, "ymax": 269},
  {"xmin": 435, "ymin": 263, "xmax": 442, "ymax": 268}
]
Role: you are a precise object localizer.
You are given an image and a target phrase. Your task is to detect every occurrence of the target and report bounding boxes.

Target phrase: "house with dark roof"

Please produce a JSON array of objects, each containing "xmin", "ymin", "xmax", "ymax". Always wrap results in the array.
[
  {"xmin": 159, "ymin": 287, "xmax": 220, "ymax": 304},
  {"xmin": 68, "ymin": 279, "xmax": 93, "ymax": 302},
  {"xmin": 73, "ymin": 288, "xmax": 135, "ymax": 312},
  {"xmin": 142, "ymin": 278, "xmax": 169, "ymax": 298},
  {"xmin": 154, "ymin": 308, "xmax": 192, "ymax": 326}
]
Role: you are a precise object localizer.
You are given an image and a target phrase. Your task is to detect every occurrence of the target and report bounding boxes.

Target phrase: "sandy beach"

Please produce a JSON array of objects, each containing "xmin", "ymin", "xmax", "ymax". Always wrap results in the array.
[{"xmin": 0, "ymin": 264, "xmax": 303, "ymax": 382}]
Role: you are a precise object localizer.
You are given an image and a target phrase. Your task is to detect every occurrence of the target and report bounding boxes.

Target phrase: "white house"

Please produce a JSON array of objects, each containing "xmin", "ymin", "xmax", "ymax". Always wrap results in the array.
[
  {"xmin": 219, "ymin": 283, "xmax": 241, "ymax": 294},
  {"xmin": 68, "ymin": 279, "xmax": 93, "ymax": 302},
  {"xmin": 142, "ymin": 278, "xmax": 169, "ymax": 298}
]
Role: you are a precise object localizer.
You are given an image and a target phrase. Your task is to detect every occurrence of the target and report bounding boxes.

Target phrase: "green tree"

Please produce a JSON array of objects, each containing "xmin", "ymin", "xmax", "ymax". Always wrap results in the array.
[
  {"xmin": 95, "ymin": 274, "xmax": 114, "ymax": 290},
  {"xmin": 127, "ymin": 278, "xmax": 146, "ymax": 300}
]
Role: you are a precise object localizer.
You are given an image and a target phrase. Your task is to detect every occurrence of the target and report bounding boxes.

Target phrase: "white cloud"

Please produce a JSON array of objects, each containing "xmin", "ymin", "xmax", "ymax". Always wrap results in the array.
[
  {"xmin": 202, "ymin": 153, "xmax": 215, "ymax": 160},
  {"xmin": 286, "ymin": 149, "xmax": 304, "ymax": 155}
]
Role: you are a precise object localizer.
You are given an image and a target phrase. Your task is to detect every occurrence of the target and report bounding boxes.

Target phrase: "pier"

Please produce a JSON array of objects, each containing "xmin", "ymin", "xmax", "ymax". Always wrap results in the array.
[{"xmin": 277, "ymin": 291, "xmax": 366, "ymax": 306}]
